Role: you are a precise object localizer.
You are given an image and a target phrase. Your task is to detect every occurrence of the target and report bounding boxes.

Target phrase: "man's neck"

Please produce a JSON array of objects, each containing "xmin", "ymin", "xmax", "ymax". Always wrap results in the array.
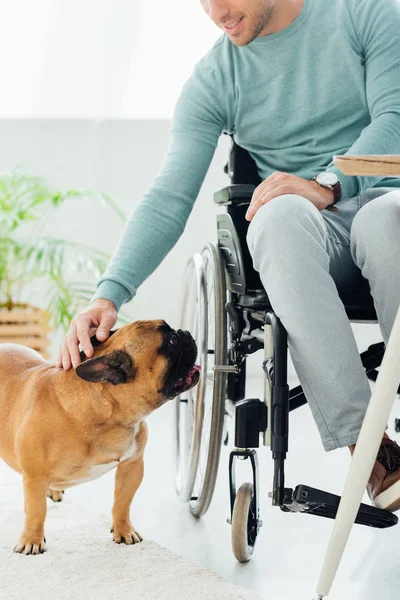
[{"xmin": 259, "ymin": 0, "xmax": 305, "ymax": 37}]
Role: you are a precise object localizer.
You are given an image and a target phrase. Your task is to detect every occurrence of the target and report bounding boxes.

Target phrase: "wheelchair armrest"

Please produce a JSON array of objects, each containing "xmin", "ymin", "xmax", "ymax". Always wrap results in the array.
[{"xmin": 214, "ymin": 184, "xmax": 255, "ymax": 206}]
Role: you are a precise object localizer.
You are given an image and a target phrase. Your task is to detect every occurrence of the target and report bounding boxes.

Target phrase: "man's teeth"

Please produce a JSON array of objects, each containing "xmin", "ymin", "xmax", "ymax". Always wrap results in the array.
[{"xmin": 226, "ymin": 18, "xmax": 242, "ymax": 29}]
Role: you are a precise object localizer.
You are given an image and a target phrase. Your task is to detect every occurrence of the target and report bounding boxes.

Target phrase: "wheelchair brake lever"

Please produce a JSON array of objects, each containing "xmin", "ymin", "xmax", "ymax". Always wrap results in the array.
[{"xmin": 225, "ymin": 300, "xmax": 246, "ymax": 338}]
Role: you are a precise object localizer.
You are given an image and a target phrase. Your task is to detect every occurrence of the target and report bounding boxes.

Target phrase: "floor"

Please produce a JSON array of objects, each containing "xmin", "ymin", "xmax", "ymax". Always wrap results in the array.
[{"xmin": 2, "ymin": 355, "xmax": 400, "ymax": 600}]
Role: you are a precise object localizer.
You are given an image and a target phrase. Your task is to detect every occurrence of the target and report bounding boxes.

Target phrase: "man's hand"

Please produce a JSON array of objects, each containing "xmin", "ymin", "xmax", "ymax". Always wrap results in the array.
[
  {"xmin": 56, "ymin": 298, "xmax": 118, "ymax": 370},
  {"xmin": 245, "ymin": 172, "xmax": 335, "ymax": 221}
]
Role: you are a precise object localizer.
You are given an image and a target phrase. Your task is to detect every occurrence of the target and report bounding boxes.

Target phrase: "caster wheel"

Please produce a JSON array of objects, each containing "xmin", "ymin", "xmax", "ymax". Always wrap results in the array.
[
  {"xmin": 231, "ymin": 482, "xmax": 259, "ymax": 563},
  {"xmin": 395, "ymin": 418, "xmax": 400, "ymax": 433}
]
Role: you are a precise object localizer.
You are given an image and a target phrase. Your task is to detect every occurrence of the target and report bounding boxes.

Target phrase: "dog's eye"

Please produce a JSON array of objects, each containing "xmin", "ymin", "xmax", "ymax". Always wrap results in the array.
[{"xmin": 169, "ymin": 332, "xmax": 179, "ymax": 345}]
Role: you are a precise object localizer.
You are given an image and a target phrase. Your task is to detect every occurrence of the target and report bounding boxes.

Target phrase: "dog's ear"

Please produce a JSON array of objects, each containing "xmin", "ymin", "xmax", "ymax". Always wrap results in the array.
[
  {"xmin": 79, "ymin": 330, "xmax": 118, "ymax": 362},
  {"xmin": 75, "ymin": 349, "xmax": 133, "ymax": 385}
]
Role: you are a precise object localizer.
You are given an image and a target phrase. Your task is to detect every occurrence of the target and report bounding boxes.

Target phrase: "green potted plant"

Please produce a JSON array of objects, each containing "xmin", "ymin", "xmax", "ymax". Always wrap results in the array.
[{"xmin": 0, "ymin": 167, "xmax": 130, "ymax": 358}]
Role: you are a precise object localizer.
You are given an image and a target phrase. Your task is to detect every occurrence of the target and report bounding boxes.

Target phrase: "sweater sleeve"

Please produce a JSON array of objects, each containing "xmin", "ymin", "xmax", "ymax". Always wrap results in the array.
[
  {"xmin": 92, "ymin": 65, "xmax": 226, "ymax": 311},
  {"xmin": 326, "ymin": 0, "xmax": 400, "ymax": 199}
]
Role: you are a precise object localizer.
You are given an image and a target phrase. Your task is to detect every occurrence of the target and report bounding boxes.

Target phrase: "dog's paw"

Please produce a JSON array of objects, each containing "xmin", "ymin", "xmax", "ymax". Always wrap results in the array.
[
  {"xmin": 110, "ymin": 521, "xmax": 143, "ymax": 545},
  {"xmin": 13, "ymin": 534, "xmax": 47, "ymax": 555},
  {"xmin": 47, "ymin": 488, "xmax": 65, "ymax": 502}
]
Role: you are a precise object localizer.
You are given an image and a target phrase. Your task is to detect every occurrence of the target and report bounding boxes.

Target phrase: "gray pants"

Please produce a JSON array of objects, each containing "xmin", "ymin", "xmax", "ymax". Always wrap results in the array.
[{"xmin": 246, "ymin": 188, "xmax": 400, "ymax": 451}]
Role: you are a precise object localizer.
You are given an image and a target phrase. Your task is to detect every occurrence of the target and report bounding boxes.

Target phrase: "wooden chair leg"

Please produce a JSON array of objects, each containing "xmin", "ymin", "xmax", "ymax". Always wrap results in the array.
[{"xmin": 314, "ymin": 303, "xmax": 400, "ymax": 599}]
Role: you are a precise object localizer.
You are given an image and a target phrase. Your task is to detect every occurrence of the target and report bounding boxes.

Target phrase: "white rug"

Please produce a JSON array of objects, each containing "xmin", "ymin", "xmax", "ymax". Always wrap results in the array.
[{"xmin": 0, "ymin": 463, "xmax": 262, "ymax": 600}]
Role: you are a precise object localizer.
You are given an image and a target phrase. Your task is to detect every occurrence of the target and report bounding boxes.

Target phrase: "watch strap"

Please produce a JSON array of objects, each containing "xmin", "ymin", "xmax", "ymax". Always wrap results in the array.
[{"xmin": 313, "ymin": 174, "xmax": 341, "ymax": 212}]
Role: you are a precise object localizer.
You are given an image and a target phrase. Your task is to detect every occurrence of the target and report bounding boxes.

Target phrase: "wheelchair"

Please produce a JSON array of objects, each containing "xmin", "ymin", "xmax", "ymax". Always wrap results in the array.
[{"xmin": 173, "ymin": 138, "xmax": 400, "ymax": 563}]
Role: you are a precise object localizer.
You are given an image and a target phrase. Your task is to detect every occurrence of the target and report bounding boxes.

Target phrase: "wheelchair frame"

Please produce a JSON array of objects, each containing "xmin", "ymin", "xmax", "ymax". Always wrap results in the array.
[{"xmin": 175, "ymin": 138, "xmax": 400, "ymax": 562}]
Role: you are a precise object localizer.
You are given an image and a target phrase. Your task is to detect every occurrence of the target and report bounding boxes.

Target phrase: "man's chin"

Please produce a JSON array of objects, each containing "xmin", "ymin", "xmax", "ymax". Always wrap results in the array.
[{"xmin": 228, "ymin": 34, "xmax": 256, "ymax": 47}]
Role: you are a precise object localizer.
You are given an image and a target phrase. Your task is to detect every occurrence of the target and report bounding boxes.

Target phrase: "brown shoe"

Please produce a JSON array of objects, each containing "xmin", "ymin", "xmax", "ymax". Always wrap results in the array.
[{"xmin": 367, "ymin": 437, "xmax": 400, "ymax": 512}]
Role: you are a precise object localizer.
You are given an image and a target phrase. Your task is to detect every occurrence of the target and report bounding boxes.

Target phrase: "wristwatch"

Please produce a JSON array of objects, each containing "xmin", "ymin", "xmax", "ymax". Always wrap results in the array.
[{"xmin": 312, "ymin": 172, "xmax": 342, "ymax": 212}]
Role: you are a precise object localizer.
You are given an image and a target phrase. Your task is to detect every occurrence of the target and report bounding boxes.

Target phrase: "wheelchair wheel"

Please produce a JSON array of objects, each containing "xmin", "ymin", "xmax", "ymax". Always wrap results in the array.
[
  {"xmin": 174, "ymin": 242, "xmax": 228, "ymax": 517},
  {"xmin": 174, "ymin": 252, "xmax": 206, "ymax": 502},
  {"xmin": 189, "ymin": 243, "xmax": 228, "ymax": 517},
  {"xmin": 231, "ymin": 482, "xmax": 258, "ymax": 563}
]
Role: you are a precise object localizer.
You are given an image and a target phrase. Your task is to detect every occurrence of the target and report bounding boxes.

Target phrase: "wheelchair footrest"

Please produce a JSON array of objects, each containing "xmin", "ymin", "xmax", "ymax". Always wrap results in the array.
[{"xmin": 280, "ymin": 485, "xmax": 398, "ymax": 528}]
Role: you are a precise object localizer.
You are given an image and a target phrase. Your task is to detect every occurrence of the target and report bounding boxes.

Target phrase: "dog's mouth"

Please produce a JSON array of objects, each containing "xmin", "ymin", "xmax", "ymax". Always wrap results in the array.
[{"xmin": 172, "ymin": 364, "xmax": 201, "ymax": 395}]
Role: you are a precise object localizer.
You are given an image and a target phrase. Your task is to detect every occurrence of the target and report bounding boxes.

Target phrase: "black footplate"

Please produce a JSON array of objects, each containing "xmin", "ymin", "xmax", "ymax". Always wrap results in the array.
[{"xmin": 280, "ymin": 485, "xmax": 398, "ymax": 529}]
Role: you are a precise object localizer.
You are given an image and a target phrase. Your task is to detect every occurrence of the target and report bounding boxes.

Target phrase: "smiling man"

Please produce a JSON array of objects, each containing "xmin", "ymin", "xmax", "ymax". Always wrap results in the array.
[
  {"xmin": 60, "ymin": 0, "xmax": 400, "ymax": 512},
  {"xmin": 205, "ymin": 0, "xmax": 291, "ymax": 45}
]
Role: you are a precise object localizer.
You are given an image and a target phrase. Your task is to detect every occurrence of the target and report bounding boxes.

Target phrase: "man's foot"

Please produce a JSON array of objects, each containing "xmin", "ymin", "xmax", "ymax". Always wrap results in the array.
[{"xmin": 350, "ymin": 435, "xmax": 400, "ymax": 512}]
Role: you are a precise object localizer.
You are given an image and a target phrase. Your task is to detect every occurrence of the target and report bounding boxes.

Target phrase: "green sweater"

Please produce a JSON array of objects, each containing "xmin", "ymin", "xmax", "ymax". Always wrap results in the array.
[{"xmin": 93, "ymin": 0, "xmax": 400, "ymax": 311}]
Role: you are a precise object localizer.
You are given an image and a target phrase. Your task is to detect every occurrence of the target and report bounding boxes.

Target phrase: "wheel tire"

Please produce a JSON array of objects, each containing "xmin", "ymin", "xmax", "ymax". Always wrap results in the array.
[
  {"xmin": 174, "ymin": 252, "xmax": 205, "ymax": 502},
  {"xmin": 189, "ymin": 242, "xmax": 228, "ymax": 517},
  {"xmin": 231, "ymin": 482, "xmax": 258, "ymax": 563},
  {"xmin": 174, "ymin": 242, "xmax": 228, "ymax": 517}
]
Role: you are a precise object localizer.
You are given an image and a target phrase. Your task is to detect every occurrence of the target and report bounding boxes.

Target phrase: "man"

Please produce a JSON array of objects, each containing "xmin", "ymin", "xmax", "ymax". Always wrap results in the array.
[{"xmin": 59, "ymin": 0, "xmax": 400, "ymax": 510}]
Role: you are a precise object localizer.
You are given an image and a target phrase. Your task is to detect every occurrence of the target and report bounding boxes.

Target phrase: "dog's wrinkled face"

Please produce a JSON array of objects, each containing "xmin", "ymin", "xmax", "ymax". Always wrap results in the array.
[
  {"xmin": 75, "ymin": 319, "xmax": 200, "ymax": 402},
  {"xmin": 156, "ymin": 321, "xmax": 200, "ymax": 398}
]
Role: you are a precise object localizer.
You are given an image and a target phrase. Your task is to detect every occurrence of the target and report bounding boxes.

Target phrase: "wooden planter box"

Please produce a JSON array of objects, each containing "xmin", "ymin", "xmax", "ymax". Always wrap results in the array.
[{"xmin": 0, "ymin": 303, "xmax": 51, "ymax": 359}]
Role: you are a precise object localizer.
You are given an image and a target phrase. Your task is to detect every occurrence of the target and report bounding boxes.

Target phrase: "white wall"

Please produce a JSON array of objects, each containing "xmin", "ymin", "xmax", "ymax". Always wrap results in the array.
[
  {"xmin": 0, "ymin": 0, "xmax": 221, "ymax": 118},
  {"xmin": 0, "ymin": 119, "xmax": 232, "ymax": 356}
]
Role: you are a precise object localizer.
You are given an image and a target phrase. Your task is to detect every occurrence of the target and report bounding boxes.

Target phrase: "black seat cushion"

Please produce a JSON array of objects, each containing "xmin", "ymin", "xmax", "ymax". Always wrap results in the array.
[
  {"xmin": 236, "ymin": 283, "xmax": 377, "ymax": 322},
  {"xmin": 341, "ymin": 288, "xmax": 377, "ymax": 321}
]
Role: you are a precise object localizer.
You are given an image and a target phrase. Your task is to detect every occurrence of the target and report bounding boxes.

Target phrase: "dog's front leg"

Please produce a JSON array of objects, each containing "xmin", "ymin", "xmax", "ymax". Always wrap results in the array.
[
  {"xmin": 111, "ymin": 456, "xmax": 144, "ymax": 544},
  {"xmin": 14, "ymin": 477, "xmax": 48, "ymax": 555}
]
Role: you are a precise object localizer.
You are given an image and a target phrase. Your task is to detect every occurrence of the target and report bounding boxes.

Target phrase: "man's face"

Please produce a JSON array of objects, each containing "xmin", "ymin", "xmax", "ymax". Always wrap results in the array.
[{"xmin": 200, "ymin": 0, "xmax": 275, "ymax": 47}]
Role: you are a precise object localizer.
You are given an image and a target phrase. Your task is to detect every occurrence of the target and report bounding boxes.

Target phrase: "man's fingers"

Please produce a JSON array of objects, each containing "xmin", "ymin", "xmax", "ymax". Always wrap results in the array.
[
  {"xmin": 246, "ymin": 176, "xmax": 283, "ymax": 218},
  {"xmin": 67, "ymin": 329, "xmax": 83, "ymax": 369},
  {"xmin": 246, "ymin": 183, "xmax": 289, "ymax": 221},
  {"xmin": 259, "ymin": 184, "xmax": 293, "ymax": 205},
  {"xmin": 56, "ymin": 348, "xmax": 63, "ymax": 368},
  {"xmin": 96, "ymin": 330, "xmax": 108, "ymax": 342},
  {"xmin": 60, "ymin": 322, "xmax": 78, "ymax": 370},
  {"xmin": 96, "ymin": 312, "xmax": 116, "ymax": 342},
  {"xmin": 76, "ymin": 316, "xmax": 94, "ymax": 360},
  {"xmin": 251, "ymin": 171, "xmax": 287, "ymax": 202},
  {"xmin": 88, "ymin": 325, "xmax": 98, "ymax": 338},
  {"xmin": 57, "ymin": 301, "xmax": 118, "ymax": 370},
  {"xmin": 61, "ymin": 338, "xmax": 72, "ymax": 371}
]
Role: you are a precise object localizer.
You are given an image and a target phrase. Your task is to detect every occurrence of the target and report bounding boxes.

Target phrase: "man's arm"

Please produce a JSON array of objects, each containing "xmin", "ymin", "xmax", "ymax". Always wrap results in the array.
[
  {"xmin": 92, "ymin": 64, "xmax": 226, "ymax": 311},
  {"xmin": 326, "ymin": 0, "xmax": 400, "ymax": 199}
]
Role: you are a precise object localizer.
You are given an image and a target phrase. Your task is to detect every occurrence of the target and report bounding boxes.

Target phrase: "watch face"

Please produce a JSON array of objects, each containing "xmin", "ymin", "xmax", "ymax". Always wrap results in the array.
[{"xmin": 316, "ymin": 172, "xmax": 339, "ymax": 186}]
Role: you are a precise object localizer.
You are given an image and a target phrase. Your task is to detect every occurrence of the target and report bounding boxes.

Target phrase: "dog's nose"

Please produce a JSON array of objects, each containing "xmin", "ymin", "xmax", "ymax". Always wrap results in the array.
[{"xmin": 178, "ymin": 329, "xmax": 194, "ymax": 341}]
